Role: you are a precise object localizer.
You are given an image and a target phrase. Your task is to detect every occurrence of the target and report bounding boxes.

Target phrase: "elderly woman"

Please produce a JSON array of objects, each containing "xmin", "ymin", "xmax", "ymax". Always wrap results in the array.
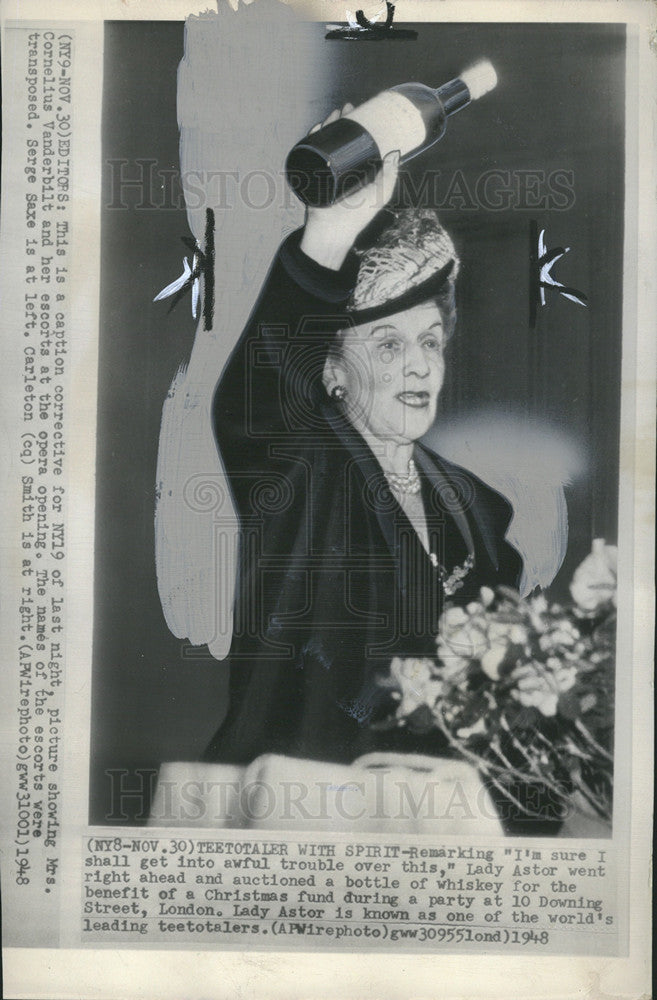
[{"xmin": 202, "ymin": 142, "xmax": 523, "ymax": 780}]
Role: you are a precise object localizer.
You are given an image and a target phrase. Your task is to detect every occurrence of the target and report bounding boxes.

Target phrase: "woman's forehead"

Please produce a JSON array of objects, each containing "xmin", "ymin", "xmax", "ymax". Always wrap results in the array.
[{"xmin": 350, "ymin": 301, "xmax": 444, "ymax": 339}]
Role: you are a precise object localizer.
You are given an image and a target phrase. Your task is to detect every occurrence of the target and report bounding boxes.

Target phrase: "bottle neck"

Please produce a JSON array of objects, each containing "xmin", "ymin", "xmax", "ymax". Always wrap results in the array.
[{"xmin": 435, "ymin": 77, "xmax": 471, "ymax": 117}]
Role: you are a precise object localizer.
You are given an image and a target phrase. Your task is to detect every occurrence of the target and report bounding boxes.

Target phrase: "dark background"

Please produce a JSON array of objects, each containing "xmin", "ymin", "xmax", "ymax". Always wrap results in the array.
[{"xmin": 91, "ymin": 20, "xmax": 625, "ymax": 824}]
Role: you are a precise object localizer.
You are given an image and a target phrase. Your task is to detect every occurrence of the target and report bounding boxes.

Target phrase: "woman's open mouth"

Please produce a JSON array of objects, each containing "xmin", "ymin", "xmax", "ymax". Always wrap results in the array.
[{"xmin": 396, "ymin": 391, "xmax": 430, "ymax": 408}]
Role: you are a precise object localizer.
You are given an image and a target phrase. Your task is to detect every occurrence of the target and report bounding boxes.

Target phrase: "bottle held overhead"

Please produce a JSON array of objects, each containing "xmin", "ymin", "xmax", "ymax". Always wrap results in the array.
[{"xmin": 286, "ymin": 60, "xmax": 498, "ymax": 207}]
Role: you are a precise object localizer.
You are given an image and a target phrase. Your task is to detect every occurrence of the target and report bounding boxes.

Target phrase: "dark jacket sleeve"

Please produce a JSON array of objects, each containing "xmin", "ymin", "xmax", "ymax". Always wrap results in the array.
[{"xmin": 211, "ymin": 230, "xmax": 360, "ymax": 492}]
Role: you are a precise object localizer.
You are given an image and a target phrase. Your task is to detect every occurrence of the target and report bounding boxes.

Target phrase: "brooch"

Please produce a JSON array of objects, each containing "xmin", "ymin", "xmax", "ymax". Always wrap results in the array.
[{"xmin": 430, "ymin": 552, "xmax": 475, "ymax": 596}]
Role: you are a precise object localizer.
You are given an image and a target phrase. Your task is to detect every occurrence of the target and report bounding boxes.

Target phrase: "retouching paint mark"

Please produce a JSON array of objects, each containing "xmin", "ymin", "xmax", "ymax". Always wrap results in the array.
[
  {"xmin": 326, "ymin": 1, "xmax": 418, "ymax": 40},
  {"xmin": 529, "ymin": 219, "xmax": 588, "ymax": 327},
  {"xmin": 202, "ymin": 207, "xmax": 215, "ymax": 332},
  {"xmin": 154, "ymin": 207, "xmax": 215, "ymax": 331},
  {"xmin": 356, "ymin": 1, "xmax": 394, "ymax": 30},
  {"xmin": 428, "ymin": 413, "xmax": 578, "ymax": 597}
]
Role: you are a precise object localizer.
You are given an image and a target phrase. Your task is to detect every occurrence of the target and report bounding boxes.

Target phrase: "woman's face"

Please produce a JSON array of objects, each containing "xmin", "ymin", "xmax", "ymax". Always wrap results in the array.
[{"xmin": 331, "ymin": 300, "xmax": 446, "ymax": 445}]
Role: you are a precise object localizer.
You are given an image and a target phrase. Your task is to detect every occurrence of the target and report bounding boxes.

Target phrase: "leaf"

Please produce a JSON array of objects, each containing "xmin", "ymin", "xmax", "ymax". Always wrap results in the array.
[
  {"xmin": 405, "ymin": 703, "xmax": 436, "ymax": 735},
  {"xmin": 369, "ymin": 716, "xmax": 402, "ymax": 732},
  {"xmin": 579, "ymin": 692, "xmax": 597, "ymax": 714},
  {"xmin": 557, "ymin": 689, "xmax": 581, "ymax": 721}
]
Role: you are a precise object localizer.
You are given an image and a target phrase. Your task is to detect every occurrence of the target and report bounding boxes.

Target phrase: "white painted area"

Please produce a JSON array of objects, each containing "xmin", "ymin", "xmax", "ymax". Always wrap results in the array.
[
  {"xmin": 154, "ymin": 5, "xmax": 322, "ymax": 659},
  {"xmin": 429, "ymin": 413, "xmax": 581, "ymax": 595}
]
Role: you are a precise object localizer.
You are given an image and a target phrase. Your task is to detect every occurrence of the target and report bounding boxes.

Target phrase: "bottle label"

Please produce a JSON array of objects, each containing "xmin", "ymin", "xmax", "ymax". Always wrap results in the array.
[{"xmin": 346, "ymin": 91, "xmax": 426, "ymax": 158}]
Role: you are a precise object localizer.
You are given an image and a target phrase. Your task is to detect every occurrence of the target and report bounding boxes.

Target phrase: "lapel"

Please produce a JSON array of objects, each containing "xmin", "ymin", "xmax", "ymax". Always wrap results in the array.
[{"xmin": 414, "ymin": 442, "xmax": 501, "ymax": 572}]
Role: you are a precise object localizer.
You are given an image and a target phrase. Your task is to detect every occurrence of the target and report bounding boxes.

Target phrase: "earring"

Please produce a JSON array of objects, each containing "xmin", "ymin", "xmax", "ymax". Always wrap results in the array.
[{"xmin": 330, "ymin": 384, "xmax": 347, "ymax": 401}]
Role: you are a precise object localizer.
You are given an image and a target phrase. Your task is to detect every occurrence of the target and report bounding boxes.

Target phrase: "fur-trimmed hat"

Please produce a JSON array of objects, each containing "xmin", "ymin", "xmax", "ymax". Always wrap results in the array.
[{"xmin": 347, "ymin": 208, "xmax": 459, "ymax": 331}]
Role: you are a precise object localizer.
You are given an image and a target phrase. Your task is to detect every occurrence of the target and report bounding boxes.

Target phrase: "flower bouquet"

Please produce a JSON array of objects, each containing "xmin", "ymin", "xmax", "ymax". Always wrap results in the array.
[{"xmin": 375, "ymin": 540, "xmax": 616, "ymax": 827}]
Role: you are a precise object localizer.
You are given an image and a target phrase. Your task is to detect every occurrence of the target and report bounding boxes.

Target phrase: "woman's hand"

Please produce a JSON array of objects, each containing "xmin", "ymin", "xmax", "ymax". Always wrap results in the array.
[{"xmin": 299, "ymin": 103, "xmax": 400, "ymax": 271}]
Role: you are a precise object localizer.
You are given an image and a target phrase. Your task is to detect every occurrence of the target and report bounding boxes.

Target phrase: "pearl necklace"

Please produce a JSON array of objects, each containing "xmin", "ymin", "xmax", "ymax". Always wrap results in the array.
[{"xmin": 384, "ymin": 459, "xmax": 421, "ymax": 496}]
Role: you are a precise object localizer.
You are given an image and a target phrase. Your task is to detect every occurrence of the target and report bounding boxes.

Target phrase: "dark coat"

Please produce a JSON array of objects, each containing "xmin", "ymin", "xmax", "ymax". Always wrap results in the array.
[{"xmin": 203, "ymin": 231, "xmax": 523, "ymax": 768}]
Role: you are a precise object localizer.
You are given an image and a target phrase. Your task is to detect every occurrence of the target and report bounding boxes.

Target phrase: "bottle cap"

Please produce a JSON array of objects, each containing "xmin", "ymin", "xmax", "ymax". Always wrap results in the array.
[{"xmin": 460, "ymin": 60, "xmax": 498, "ymax": 101}]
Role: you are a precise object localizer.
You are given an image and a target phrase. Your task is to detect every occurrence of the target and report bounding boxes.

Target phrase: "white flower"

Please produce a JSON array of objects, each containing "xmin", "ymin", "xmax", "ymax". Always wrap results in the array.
[
  {"xmin": 570, "ymin": 539, "xmax": 617, "ymax": 612},
  {"xmin": 389, "ymin": 657, "xmax": 442, "ymax": 716},
  {"xmin": 480, "ymin": 644, "xmax": 505, "ymax": 680},
  {"xmin": 442, "ymin": 606, "xmax": 469, "ymax": 628},
  {"xmin": 480, "ymin": 587, "xmax": 495, "ymax": 608},
  {"xmin": 509, "ymin": 624, "xmax": 529, "ymax": 645},
  {"xmin": 438, "ymin": 652, "xmax": 471, "ymax": 684},
  {"xmin": 437, "ymin": 602, "xmax": 529, "ymax": 681},
  {"xmin": 437, "ymin": 614, "xmax": 488, "ymax": 662},
  {"xmin": 479, "ymin": 621, "xmax": 528, "ymax": 680},
  {"xmin": 529, "ymin": 593, "xmax": 548, "ymax": 616},
  {"xmin": 511, "ymin": 658, "xmax": 577, "ymax": 717},
  {"xmin": 538, "ymin": 619, "xmax": 580, "ymax": 651}
]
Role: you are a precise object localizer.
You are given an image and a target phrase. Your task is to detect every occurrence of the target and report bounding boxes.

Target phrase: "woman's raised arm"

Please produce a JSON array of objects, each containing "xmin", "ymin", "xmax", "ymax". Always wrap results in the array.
[{"xmin": 212, "ymin": 113, "xmax": 400, "ymax": 481}]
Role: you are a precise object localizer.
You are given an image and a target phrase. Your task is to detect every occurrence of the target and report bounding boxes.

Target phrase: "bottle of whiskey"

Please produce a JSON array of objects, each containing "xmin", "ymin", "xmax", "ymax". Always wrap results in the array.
[{"xmin": 286, "ymin": 60, "xmax": 497, "ymax": 207}]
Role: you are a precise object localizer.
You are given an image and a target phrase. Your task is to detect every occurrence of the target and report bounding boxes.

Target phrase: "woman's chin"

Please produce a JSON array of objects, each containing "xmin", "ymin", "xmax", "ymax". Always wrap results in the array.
[
  {"xmin": 394, "ymin": 410, "xmax": 435, "ymax": 442},
  {"xmin": 349, "ymin": 401, "xmax": 436, "ymax": 445},
  {"xmin": 377, "ymin": 417, "xmax": 434, "ymax": 445}
]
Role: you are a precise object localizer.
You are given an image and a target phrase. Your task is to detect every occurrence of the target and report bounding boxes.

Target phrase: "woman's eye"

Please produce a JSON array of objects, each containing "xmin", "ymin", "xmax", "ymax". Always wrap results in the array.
[
  {"xmin": 422, "ymin": 336, "xmax": 442, "ymax": 351},
  {"xmin": 379, "ymin": 339, "xmax": 400, "ymax": 352}
]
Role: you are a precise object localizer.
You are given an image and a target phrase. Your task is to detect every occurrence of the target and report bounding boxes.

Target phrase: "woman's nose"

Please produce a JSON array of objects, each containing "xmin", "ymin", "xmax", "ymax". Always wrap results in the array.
[{"xmin": 402, "ymin": 343, "xmax": 430, "ymax": 377}]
